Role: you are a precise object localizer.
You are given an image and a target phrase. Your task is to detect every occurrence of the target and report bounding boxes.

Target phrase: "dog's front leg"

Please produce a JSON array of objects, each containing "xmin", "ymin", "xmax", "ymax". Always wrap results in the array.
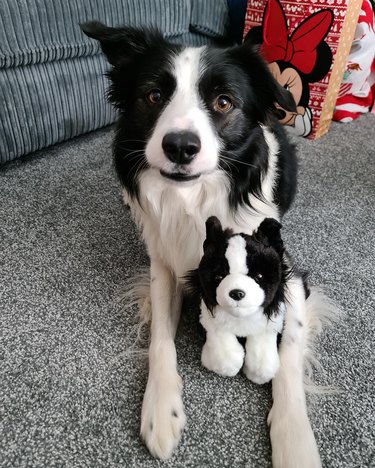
[
  {"xmin": 140, "ymin": 257, "xmax": 186, "ymax": 460},
  {"xmin": 268, "ymin": 278, "xmax": 322, "ymax": 468}
]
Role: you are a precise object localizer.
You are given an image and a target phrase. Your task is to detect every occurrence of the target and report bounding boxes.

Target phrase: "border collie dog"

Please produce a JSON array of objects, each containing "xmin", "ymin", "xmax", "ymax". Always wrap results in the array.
[{"xmin": 82, "ymin": 22, "xmax": 322, "ymax": 467}]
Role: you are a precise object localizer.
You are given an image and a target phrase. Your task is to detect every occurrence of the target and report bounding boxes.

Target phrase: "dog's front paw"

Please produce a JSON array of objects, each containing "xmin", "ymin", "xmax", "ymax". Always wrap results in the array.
[
  {"xmin": 141, "ymin": 373, "xmax": 186, "ymax": 459},
  {"xmin": 268, "ymin": 404, "xmax": 322, "ymax": 468},
  {"xmin": 243, "ymin": 338, "xmax": 280, "ymax": 384},
  {"xmin": 201, "ymin": 338, "xmax": 244, "ymax": 377}
]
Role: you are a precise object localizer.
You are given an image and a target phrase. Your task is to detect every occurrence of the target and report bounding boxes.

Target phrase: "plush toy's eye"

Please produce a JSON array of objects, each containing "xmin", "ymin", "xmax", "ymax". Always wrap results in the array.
[
  {"xmin": 254, "ymin": 273, "xmax": 263, "ymax": 283},
  {"xmin": 214, "ymin": 275, "xmax": 223, "ymax": 284},
  {"xmin": 146, "ymin": 88, "xmax": 162, "ymax": 105}
]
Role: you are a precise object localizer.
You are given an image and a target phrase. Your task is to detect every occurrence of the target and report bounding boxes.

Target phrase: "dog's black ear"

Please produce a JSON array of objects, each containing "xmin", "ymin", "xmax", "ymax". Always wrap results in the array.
[
  {"xmin": 236, "ymin": 42, "xmax": 296, "ymax": 114},
  {"xmin": 255, "ymin": 218, "xmax": 284, "ymax": 255},
  {"xmin": 80, "ymin": 21, "xmax": 164, "ymax": 67},
  {"xmin": 271, "ymin": 80, "xmax": 296, "ymax": 113}
]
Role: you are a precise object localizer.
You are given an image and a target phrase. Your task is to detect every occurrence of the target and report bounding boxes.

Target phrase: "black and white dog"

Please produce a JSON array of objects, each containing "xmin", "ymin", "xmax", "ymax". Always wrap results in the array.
[
  {"xmin": 186, "ymin": 216, "xmax": 291, "ymax": 384},
  {"xmin": 82, "ymin": 22, "xmax": 322, "ymax": 467}
]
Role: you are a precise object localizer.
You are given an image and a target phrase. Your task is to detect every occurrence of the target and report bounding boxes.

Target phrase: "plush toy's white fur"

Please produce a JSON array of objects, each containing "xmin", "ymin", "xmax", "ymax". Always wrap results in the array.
[{"xmin": 200, "ymin": 301, "xmax": 284, "ymax": 383}]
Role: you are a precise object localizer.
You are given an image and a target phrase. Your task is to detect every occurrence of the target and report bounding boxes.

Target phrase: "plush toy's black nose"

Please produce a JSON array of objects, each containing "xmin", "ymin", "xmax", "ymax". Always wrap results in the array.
[
  {"xmin": 229, "ymin": 289, "xmax": 246, "ymax": 301},
  {"xmin": 162, "ymin": 131, "xmax": 201, "ymax": 164}
]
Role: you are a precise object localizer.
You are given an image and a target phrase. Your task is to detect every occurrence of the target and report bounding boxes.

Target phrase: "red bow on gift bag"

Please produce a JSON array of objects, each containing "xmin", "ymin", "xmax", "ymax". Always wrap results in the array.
[{"xmin": 260, "ymin": 0, "xmax": 333, "ymax": 75}]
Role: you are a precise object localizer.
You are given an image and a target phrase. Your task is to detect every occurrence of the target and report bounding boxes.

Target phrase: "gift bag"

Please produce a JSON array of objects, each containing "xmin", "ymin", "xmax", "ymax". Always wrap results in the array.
[
  {"xmin": 243, "ymin": 0, "xmax": 363, "ymax": 139},
  {"xmin": 333, "ymin": 0, "xmax": 375, "ymax": 122}
]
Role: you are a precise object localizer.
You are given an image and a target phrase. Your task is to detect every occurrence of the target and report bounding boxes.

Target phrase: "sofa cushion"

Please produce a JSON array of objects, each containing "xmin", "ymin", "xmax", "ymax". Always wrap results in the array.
[
  {"xmin": 190, "ymin": 0, "xmax": 231, "ymax": 39},
  {"xmin": 0, "ymin": 0, "xmax": 231, "ymax": 69},
  {"xmin": 0, "ymin": 55, "xmax": 113, "ymax": 161},
  {"xmin": 0, "ymin": 0, "xmax": 192, "ymax": 69},
  {"xmin": 0, "ymin": 0, "xmax": 230, "ymax": 163}
]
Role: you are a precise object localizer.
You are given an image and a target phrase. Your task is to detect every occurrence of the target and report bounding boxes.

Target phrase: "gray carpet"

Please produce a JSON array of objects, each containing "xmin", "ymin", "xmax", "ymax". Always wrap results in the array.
[{"xmin": 1, "ymin": 115, "xmax": 374, "ymax": 468}]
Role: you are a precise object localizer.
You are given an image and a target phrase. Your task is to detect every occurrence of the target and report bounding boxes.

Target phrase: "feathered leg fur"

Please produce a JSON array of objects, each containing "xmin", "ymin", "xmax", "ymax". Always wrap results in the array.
[
  {"xmin": 268, "ymin": 276, "xmax": 322, "ymax": 468},
  {"xmin": 138, "ymin": 257, "xmax": 186, "ymax": 460},
  {"xmin": 268, "ymin": 280, "xmax": 339, "ymax": 468}
]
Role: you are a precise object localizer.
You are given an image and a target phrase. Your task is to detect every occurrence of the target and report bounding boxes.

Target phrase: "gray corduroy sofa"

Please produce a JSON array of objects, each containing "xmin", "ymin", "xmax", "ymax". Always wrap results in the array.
[{"xmin": 0, "ymin": 0, "xmax": 231, "ymax": 164}]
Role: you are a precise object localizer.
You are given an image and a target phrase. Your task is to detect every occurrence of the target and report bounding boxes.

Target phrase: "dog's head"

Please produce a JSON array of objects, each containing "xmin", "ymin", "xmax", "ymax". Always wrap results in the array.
[
  {"xmin": 81, "ymin": 22, "xmax": 295, "ymax": 193},
  {"xmin": 186, "ymin": 216, "xmax": 286, "ymax": 318}
]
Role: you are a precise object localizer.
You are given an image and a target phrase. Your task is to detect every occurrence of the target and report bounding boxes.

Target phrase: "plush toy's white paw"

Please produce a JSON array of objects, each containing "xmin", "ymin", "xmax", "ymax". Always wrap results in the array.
[
  {"xmin": 243, "ymin": 338, "xmax": 280, "ymax": 384},
  {"xmin": 141, "ymin": 373, "xmax": 186, "ymax": 459},
  {"xmin": 201, "ymin": 338, "xmax": 244, "ymax": 377},
  {"xmin": 268, "ymin": 404, "xmax": 322, "ymax": 468}
]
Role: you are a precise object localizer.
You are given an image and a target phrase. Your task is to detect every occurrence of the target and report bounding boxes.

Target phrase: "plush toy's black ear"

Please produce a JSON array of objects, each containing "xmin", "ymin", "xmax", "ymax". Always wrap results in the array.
[
  {"xmin": 256, "ymin": 218, "xmax": 284, "ymax": 255},
  {"xmin": 80, "ymin": 21, "xmax": 164, "ymax": 67},
  {"xmin": 203, "ymin": 216, "xmax": 225, "ymax": 253},
  {"xmin": 205, "ymin": 216, "xmax": 223, "ymax": 239}
]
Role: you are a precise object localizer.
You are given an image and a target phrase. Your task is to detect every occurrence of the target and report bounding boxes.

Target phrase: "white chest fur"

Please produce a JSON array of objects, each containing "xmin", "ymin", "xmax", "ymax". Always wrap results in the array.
[{"xmin": 126, "ymin": 168, "xmax": 279, "ymax": 279}]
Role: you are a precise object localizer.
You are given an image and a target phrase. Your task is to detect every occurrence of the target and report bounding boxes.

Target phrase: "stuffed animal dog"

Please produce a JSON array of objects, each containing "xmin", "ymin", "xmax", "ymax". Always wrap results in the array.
[{"xmin": 186, "ymin": 216, "xmax": 300, "ymax": 384}]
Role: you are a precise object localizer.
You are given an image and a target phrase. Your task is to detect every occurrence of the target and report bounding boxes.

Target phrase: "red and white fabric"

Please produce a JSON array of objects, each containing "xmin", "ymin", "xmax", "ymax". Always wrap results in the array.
[{"xmin": 333, "ymin": 0, "xmax": 375, "ymax": 122}]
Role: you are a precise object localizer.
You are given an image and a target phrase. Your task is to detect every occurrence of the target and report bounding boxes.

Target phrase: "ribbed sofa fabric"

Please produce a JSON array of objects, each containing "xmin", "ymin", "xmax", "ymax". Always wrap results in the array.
[{"xmin": 0, "ymin": 0, "xmax": 230, "ymax": 163}]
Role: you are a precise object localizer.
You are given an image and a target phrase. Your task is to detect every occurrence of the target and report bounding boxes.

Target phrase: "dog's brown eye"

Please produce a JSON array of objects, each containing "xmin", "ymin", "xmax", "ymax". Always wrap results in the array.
[
  {"xmin": 146, "ymin": 89, "xmax": 162, "ymax": 105},
  {"xmin": 214, "ymin": 95, "xmax": 233, "ymax": 113}
]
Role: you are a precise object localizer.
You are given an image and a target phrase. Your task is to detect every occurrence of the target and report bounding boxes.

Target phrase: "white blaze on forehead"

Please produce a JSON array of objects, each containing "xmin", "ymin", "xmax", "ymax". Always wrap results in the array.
[
  {"xmin": 144, "ymin": 46, "xmax": 220, "ymax": 175},
  {"xmin": 160, "ymin": 47, "xmax": 205, "ymax": 131},
  {"xmin": 225, "ymin": 235, "xmax": 248, "ymax": 275},
  {"xmin": 173, "ymin": 47, "xmax": 204, "ymax": 95}
]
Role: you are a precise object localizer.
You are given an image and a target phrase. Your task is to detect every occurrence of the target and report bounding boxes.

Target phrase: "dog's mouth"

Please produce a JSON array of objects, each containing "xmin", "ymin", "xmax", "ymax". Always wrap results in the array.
[{"xmin": 160, "ymin": 170, "xmax": 201, "ymax": 182}]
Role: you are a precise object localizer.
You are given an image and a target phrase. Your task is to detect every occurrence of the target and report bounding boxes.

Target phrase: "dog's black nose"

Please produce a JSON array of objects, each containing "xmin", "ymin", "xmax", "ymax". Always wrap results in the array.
[
  {"xmin": 162, "ymin": 131, "xmax": 201, "ymax": 164},
  {"xmin": 229, "ymin": 289, "xmax": 246, "ymax": 301}
]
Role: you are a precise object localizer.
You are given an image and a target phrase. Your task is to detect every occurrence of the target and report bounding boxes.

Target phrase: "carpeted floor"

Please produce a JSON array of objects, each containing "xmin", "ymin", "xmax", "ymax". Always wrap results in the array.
[{"xmin": 1, "ymin": 115, "xmax": 374, "ymax": 468}]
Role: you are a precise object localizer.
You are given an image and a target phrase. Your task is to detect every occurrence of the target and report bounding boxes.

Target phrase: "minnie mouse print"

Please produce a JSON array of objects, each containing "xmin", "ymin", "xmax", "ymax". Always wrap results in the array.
[{"xmin": 245, "ymin": 0, "xmax": 334, "ymax": 137}]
